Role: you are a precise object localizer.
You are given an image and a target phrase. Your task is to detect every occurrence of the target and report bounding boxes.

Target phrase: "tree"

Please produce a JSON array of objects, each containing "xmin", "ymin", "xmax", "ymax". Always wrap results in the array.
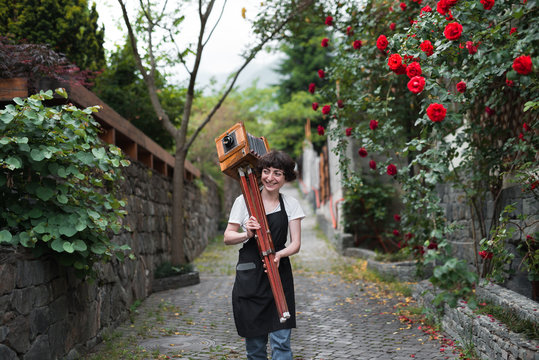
[
  {"xmin": 0, "ymin": 0, "xmax": 105, "ymax": 72},
  {"xmin": 117, "ymin": 0, "xmax": 314, "ymax": 264}
]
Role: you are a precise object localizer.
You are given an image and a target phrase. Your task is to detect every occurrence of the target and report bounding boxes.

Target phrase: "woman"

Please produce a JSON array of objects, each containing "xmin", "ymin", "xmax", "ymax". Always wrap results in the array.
[{"xmin": 224, "ymin": 150, "xmax": 305, "ymax": 360}]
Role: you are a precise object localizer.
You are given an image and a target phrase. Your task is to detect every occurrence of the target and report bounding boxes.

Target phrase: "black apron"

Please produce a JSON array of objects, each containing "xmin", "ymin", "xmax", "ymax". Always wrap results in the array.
[{"xmin": 232, "ymin": 194, "xmax": 296, "ymax": 338}]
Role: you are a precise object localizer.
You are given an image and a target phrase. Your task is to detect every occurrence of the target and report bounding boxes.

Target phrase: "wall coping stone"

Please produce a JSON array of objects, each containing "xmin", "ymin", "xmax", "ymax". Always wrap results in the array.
[{"xmin": 151, "ymin": 271, "xmax": 200, "ymax": 293}]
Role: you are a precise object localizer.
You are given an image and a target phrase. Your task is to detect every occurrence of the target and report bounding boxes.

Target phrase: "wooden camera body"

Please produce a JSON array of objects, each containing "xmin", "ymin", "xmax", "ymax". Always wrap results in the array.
[{"xmin": 215, "ymin": 122, "xmax": 270, "ymax": 180}]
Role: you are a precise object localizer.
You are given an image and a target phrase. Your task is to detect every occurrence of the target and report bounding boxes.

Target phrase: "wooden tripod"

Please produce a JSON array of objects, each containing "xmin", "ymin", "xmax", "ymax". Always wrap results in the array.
[{"xmin": 238, "ymin": 167, "xmax": 290, "ymax": 323}]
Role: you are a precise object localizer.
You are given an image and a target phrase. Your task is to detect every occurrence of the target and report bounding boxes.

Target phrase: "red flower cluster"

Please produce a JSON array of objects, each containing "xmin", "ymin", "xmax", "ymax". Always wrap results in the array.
[
  {"xmin": 506, "ymin": 79, "xmax": 514, "ymax": 87},
  {"xmin": 346, "ymin": 26, "xmax": 354, "ymax": 36},
  {"xmin": 466, "ymin": 41, "xmax": 478, "ymax": 54},
  {"xmin": 510, "ymin": 27, "xmax": 517, "ymax": 35},
  {"xmin": 421, "ymin": 5, "xmax": 432, "ymax": 14},
  {"xmin": 387, "ymin": 164, "xmax": 397, "ymax": 176},
  {"xmin": 406, "ymin": 62, "xmax": 422, "ymax": 78},
  {"xmin": 427, "ymin": 103, "xmax": 447, "ymax": 122},
  {"xmin": 394, "ymin": 214, "xmax": 401, "ymax": 221},
  {"xmin": 420, "ymin": 40, "xmax": 434, "ymax": 56},
  {"xmin": 393, "ymin": 229, "xmax": 400, "ymax": 236},
  {"xmin": 317, "ymin": 125, "xmax": 325, "ymax": 135},
  {"xmin": 400, "ymin": 2, "xmax": 407, "ymax": 10},
  {"xmin": 390, "ymin": 23, "xmax": 396, "ymax": 31},
  {"xmin": 322, "ymin": 105, "xmax": 331, "ymax": 115},
  {"xmin": 407, "ymin": 76, "xmax": 426, "ymax": 94},
  {"xmin": 377, "ymin": 35, "xmax": 389, "ymax": 51},
  {"xmin": 308, "ymin": 83, "xmax": 316, "ymax": 94},
  {"xmin": 346, "ymin": 127, "xmax": 353, "ymax": 136},
  {"xmin": 370, "ymin": 120, "xmax": 379, "ymax": 130},
  {"xmin": 480, "ymin": 0, "xmax": 495, "ymax": 10},
  {"xmin": 444, "ymin": 22, "xmax": 463, "ymax": 40},
  {"xmin": 312, "ymin": 102, "xmax": 319, "ymax": 111},
  {"xmin": 358, "ymin": 147, "xmax": 368, "ymax": 157},
  {"xmin": 353, "ymin": 40, "xmax": 362, "ymax": 50},
  {"xmin": 321, "ymin": 38, "xmax": 329, "ymax": 48},
  {"xmin": 456, "ymin": 81, "xmax": 466, "ymax": 93},
  {"xmin": 318, "ymin": 69, "xmax": 325, "ymax": 79},
  {"xmin": 485, "ymin": 106, "xmax": 495, "ymax": 116},
  {"xmin": 513, "ymin": 55, "xmax": 532, "ymax": 75},
  {"xmin": 369, "ymin": 160, "xmax": 377, "ymax": 170},
  {"xmin": 337, "ymin": 99, "xmax": 344, "ymax": 108},
  {"xmin": 388, "ymin": 54, "xmax": 406, "ymax": 74},
  {"xmin": 325, "ymin": 16, "xmax": 333, "ymax": 26},
  {"xmin": 479, "ymin": 251, "xmax": 493, "ymax": 259}
]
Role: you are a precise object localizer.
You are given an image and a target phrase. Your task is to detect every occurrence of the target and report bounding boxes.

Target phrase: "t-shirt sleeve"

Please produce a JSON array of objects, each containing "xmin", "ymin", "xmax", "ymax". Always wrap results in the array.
[
  {"xmin": 283, "ymin": 194, "xmax": 305, "ymax": 221},
  {"xmin": 228, "ymin": 195, "xmax": 249, "ymax": 227}
]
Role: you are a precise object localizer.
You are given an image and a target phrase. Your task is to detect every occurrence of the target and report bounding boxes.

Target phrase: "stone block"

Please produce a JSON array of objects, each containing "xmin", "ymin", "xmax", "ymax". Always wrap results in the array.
[
  {"xmin": 48, "ymin": 320, "xmax": 67, "ymax": 357},
  {"xmin": 6, "ymin": 315, "xmax": 30, "ymax": 353},
  {"xmin": 23, "ymin": 334, "xmax": 51, "ymax": 360},
  {"xmin": 0, "ymin": 344, "xmax": 18, "ymax": 360},
  {"xmin": 0, "ymin": 325, "xmax": 9, "ymax": 341},
  {"xmin": 29, "ymin": 307, "xmax": 50, "ymax": 338},
  {"xmin": 0, "ymin": 264, "xmax": 15, "ymax": 296},
  {"xmin": 11, "ymin": 286, "xmax": 50, "ymax": 315}
]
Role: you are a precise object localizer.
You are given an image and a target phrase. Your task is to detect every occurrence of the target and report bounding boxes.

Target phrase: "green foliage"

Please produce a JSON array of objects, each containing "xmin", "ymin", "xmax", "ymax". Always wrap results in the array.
[
  {"xmin": 0, "ymin": 89, "xmax": 130, "ymax": 278},
  {"xmin": 0, "ymin": 0, "xmax": 105, "ymax": 71},
  {"xmin": 93, "ymin": 42, "xmax": 180, "ymax": 151}
]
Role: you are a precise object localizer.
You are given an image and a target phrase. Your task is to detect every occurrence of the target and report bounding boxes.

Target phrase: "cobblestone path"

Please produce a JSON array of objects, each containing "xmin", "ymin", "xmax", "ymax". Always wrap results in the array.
[{"xmin": 85, "ymin": 184, "xmax": 459, "ymax": 360}]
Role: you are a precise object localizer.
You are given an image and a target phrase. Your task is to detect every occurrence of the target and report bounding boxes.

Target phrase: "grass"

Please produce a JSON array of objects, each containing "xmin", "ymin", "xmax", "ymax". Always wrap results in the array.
[{"xmin": 475, "ymin": 302, "xmax": 539, "ymax": 340}]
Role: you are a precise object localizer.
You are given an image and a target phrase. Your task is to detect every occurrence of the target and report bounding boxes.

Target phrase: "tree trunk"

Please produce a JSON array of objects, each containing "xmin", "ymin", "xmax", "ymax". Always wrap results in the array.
[{"xmin": 171, "ymin": 147, "xmax": 188, "ymax": 265}]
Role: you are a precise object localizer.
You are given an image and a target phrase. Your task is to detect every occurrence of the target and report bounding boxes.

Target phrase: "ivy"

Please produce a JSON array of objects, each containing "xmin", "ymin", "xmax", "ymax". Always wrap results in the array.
[{"xmin": 0, "ymin": 89, "xmax": 131, "ymax": 278}]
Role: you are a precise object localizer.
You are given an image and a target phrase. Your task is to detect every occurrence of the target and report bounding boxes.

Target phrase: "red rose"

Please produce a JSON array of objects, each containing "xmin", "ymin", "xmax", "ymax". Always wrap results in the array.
[
  {"xmin": 317, "ymin": 125, "xmax": 325, "ymax": 135},
  {"xmin": 346, "ymin": 127, "xmax": 353, "ymax": 136},
  {"xmin": 427, "ymin": 103, "xmax": 447, "ymax": 122},
  {"xmin": 325, "ymin": 16, "xmax": 333, "ymax": 26},
  {"xmin": 466, "ymin": 41, "xmax": 478, "ymax": 54},
  {"xmin": 393, "ymin": 229, "xmax": 400, "ymax": 236},
  {"xmin": 390, "ymin": 22, "xmax": 396, "ymax": 31},
  {"xmin": 321, "ymin": 38, "xmax": 329, "ymax": 47},
  {"xmin": 437, "ymin": 0, "xmax": 450, "ymax": 14},
  {"xmin": 485, "ymin": 106, "xmax": 495, "ymax": 116},
  {"xmin": 427, "ymin": 242, "xmax": 438, "ymax": 250},
  {"xmin": 346, "ymin": 26, "xmax": 354, "ymax": 36},
  {"xmin": 369, "ymin": 160, "xmax": 377, "ymax": 170},
  {"xmin": 519, "ymin": 133, "xmax": 525, "ymax": 141},
  {"xmin": 523, "ymin": 123, "xmax": 530, "ymax": 131},
  {"xmin": 510, "ymin": 27, "xmax": 517, "ymax": 35},
  {"xmin": 353, "ymin": 40, "xmax": 362, "ymax": 50},
  {"xmin": 480, "ymin": 0, "xmax": 494, "ymax": 9},
  {"xmin": 387, "ymin": 53, "xmax": 403, "ymax": 71},
  {"xmin": 407, "ymin": 76, "xmax": 426, "ymax": 94},
  {"xmin": 337, "ymin": 99, "xmax": 344, "ymax": 108},
  {"xmin": 421, "ymin": 5, "xmax": 432, "ymax": 14},
  {"xmin": 400, "ymin": 2, "xmax": 407, "ymax": 10},
  {"xmin": 318, "ymin": 69, "xmax": 325, "ymax": 79},
  {"xmin": 377, "ymin": 35, "xmax": 389, "ymax": 51},
  {"xmin": 387, "ymin": 164, "xmax": 397, "ymax": 176},
  {"xmin": 406, "ymin": 62, "xmax": 422, "ymax": 78},
  {"xmin": 456, "ymin": 81, "xmax": 466, "ymax": 93},
  {"xmin": 506, "ymin": 79, "xmax": 514, "ymax": 87},
  {"xmin": 312, "ymin": 102, "xmax": 319, "ymax": 111},
  {"xmin": 308, "ymin": 83, "xmax": 316, "ymax": 94},
  {"xmin": 322, "ymin": 105, "xmax": 331, "ymax": 115},
  {"xmin": 369, "ymin": 120, "xmax": 379, "ymax": 130},
  {"xmin": 479, "ymin": 251, "xmax": 493, "ymax": 259},
  {"xmin": 394, "ymin": 64, "xmax": 407, "ymax": 75},
  {"xmin": 512, "ymin": 55, "xmax": 533, "ymax": 75},
  {"xmin": 358, "ymin": 147, "xmax": 368, "ymax": 157},
  {"xmin": 444, "ymin": 22, "xmax": 463, "ymax": 40},
  {"xmin": 420, "ymin": 40, "xmax": 434, "ymax": 56},
  {"xmin": 394, "ymin": 214, "xmax": 401, "ymax": 221}
]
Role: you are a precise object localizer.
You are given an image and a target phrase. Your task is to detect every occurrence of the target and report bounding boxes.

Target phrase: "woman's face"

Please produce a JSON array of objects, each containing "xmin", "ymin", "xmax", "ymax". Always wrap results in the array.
[{"xmin": 261, "ymin": 167, "xmax": 285, "ymax": 192}]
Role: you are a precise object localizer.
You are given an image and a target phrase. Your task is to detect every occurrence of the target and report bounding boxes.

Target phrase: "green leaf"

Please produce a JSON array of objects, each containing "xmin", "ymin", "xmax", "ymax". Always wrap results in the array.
[
  {"xmin": 55, "ymin": 88, "xmax": 68, "ymax": 99},
  {"xmin": 0, "ymin": 112, "xmax": 14, "ymax": 124},
  {"xmin": 0, "ymin": 230, "xmax": 12, "ymax": 243},
  {"xmin": 63, "ymin": 242, "xmax": 75, "ymax": 253},
  {"xmin": 36, "ymin": 186, "xmax": 55, "ymax": 201},
  {"xmin": 5, "ymin": 156, "xmax": 22, "ymax": 170},
  {"xmin": 13, "ymin": 97, "xmax": 24, "ymax": 105},
  {"xmin": 57, "ymin": 194, "xmax": 68, "ymax": 204},
  {"xmin": 51, "ymin": 239, "xmax": 64, "ymax": 253},
  {"xmin": 30, "ymin": 149, "xmax": 46, "ymax": 162},
  {"xmin": 91, "ymin": 147, "xmax": 106, "ymax": 159},
  {"xmin": 59, "ymin": 225, "xmax": 77, "ymax": 237},
  {"xmin": 72, "ymin": 240, "xmax": 87, "ymax": 252},
  {"xmin": 91, "ymin": 243, "xmax": 107, "ymax": 255}
]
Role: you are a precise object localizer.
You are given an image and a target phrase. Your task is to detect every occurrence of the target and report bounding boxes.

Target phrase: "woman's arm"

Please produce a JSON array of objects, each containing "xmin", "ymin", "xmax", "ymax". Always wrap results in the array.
[{"xmin": 223, "ymin": 216, "xmax": 260, "ymax": 245}]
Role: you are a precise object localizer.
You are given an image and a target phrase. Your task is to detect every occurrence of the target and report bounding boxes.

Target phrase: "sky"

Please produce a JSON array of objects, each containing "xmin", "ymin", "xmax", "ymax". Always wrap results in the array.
[{"xmin": 94, "ymin": 0, "xmax": 284, "ymax": 91}]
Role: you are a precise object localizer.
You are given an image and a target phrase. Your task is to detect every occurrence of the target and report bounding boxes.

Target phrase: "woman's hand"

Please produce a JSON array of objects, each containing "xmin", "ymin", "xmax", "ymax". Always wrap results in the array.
[{"xmin": 245, "ymin": 216, "xmax": 260, "ymax": 239}]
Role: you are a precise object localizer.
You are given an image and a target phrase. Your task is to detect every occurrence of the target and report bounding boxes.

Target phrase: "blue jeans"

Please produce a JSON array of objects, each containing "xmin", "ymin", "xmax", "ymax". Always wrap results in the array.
[{"xmin": 245, "ymin": 329, "xmax": 292, "ymax": 360}]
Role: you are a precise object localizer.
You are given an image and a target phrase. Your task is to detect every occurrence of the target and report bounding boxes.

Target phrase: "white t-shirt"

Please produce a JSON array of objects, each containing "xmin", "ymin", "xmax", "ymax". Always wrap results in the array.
[{"xmin": 228, "ymin": 193, "xmax": 305, "ymax": 231}]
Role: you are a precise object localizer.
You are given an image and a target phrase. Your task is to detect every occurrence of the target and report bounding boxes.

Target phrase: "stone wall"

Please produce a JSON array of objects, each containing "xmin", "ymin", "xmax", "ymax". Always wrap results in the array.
[
  {"xmin": 0, "ymin": 161, "xmax": 220, "ymax": 360},
  {"xmin": 436, "ymin": 183, "xmax": 538, "ymax": 298}
]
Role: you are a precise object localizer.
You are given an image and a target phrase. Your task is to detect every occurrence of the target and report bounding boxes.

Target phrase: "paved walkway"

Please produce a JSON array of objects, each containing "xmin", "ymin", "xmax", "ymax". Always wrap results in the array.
[{"xmin": 86, "ymin": 184, "xmax": 459, "ymax": 360}]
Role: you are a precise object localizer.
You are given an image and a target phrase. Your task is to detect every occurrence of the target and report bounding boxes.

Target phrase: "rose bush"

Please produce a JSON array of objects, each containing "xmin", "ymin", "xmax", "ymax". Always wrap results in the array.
[{"xmin": 307, "ymin": 0, "xmax": 537, "ymax": 304}]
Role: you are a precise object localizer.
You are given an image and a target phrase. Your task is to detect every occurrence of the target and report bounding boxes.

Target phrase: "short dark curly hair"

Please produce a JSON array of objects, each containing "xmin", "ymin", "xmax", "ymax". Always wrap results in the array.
[{"xmin": 256, "ymin": 150, "xmax": 297, "ymax": 182}]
